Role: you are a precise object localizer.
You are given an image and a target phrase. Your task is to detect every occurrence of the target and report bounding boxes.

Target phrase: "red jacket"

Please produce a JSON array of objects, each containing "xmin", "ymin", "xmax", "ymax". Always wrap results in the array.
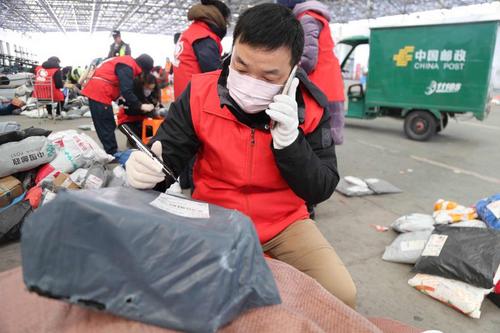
[
  {"xmin": 173, "ymin": 21, "xmax": 222, "ymax": 99},
  {"xmin": 297, "ymin": 10, "xmax": 344, "ymax": 102},
  {"xmin": 189, "ymin": 71, "xmax": 323, "ymax": 243},
  {"xmin": 33, "ymin": 66, "xmax": 65, "ymax": 102},
  {"xmin": 82, "ymin": 56, "xmax": 142, "ymax": 105}
]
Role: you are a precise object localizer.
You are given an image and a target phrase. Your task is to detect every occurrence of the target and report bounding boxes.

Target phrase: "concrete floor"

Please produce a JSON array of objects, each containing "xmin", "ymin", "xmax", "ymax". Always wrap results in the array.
[{"xmin": 1, "ymin": 106, "xmax": 500, "ymax": 332}]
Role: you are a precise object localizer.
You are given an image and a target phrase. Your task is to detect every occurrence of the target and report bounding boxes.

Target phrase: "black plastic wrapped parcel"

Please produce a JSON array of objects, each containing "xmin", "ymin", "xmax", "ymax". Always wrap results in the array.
[{"xmin": 21, "ymin": 187, "xmax": 281, "ymax": 333}]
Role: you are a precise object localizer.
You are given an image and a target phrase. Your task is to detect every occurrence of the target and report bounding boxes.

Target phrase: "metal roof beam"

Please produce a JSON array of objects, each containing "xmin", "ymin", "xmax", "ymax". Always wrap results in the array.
[
  {"xmin": 113, "ymin": 0, "xmax": 149, "ymax": 31},
  {"xmin": 37, "ymin": 0, "xmax": 66, "ymax": 33},
  {"xmin": 2, "ymin": 0, "xmax": 44, "ymax": 32},
  {"xmin": 71, "ymin": 3, "xmax": 79, "ymax": 32}
]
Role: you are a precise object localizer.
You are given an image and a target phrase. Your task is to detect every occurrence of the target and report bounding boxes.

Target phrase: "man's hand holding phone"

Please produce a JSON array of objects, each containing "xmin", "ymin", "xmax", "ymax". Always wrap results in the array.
[{"xmin": 265, "ymin": 66, "xmax": 299, "ymax": 150}]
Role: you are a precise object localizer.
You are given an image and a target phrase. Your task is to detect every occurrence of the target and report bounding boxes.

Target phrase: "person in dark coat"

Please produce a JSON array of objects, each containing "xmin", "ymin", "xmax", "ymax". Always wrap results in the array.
[{"xmin": 107, "ymin": 30, "xmax": 131, "ymax": 58}]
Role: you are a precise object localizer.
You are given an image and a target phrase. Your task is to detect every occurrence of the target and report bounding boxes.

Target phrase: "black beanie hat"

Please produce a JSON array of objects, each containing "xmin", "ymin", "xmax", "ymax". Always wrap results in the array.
[
  {"xmin": 201, "ymin": 0, "xmax": 231, "ymax": 20},
  {"xmin": 135, "ymin": 54, "xmax": 154, "ymax": 73}
]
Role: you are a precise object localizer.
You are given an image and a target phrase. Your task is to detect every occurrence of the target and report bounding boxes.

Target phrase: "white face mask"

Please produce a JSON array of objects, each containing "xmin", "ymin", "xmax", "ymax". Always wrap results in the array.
[
  {"xmin": 143, "ymin": 89, "xmax": 152, "ymax": 97},
  {"xmin": 226, "ymin": 66, "xmax": 283, "ymax": 114}
]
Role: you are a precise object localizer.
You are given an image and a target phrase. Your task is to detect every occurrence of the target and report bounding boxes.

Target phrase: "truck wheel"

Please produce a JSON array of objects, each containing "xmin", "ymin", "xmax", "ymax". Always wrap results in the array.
[
  {"xmin": 404, "ymin": 111, "xmax": 437, "ymax": 141},
  {"xmin": 436, "ymin": 113, "xmax": 449, "ymax": 133}
]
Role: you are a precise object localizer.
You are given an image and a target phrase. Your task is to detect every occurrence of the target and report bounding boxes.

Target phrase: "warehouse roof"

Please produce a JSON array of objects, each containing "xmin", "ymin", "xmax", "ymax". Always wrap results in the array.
[{"xmin": 0, "ymin": 0, "xmax": 494, "ymax": 34}]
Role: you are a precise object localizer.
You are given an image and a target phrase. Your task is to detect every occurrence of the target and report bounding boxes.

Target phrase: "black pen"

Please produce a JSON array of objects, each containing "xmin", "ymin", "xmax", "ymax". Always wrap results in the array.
[{"xmin": 118, "ymin": 124, "xmax": 178, "ymax": 183}]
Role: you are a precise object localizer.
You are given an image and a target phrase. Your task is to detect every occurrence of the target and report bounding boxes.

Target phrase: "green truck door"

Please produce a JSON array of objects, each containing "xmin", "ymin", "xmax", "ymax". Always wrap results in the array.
[{"xmin": 366, "ymin": 21, "xmax": 498, "ymax": 119}]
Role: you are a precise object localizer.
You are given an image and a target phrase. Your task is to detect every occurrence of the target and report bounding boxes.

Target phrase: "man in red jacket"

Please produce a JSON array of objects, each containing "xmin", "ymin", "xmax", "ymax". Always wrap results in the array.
[
  {"xmin": 81, "ymin": 54, "xmax": 154, "ymax": 155},
  {"xmin": 125, "ymin": 4, "xmax": 356, "ymax": 308},
  {"xmin": 173, "ymin": 0, "xmax": 230, "ymax": 99}
]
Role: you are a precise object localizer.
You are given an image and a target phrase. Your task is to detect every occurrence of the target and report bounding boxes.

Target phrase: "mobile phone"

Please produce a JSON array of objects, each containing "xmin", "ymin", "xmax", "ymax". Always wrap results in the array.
[{"xmin": 270, "ymin": 65, "xmax": 298, "ymax": 129}]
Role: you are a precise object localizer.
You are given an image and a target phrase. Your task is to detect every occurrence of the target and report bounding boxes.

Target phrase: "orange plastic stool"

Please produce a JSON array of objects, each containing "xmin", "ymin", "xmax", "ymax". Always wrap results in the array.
[{"xmin": 141, "ymin": 118, "xmax": 164, "ymax": 144}]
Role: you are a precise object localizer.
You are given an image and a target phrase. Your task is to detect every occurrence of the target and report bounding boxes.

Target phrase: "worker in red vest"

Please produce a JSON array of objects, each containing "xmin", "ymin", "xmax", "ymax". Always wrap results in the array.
[
  {"xmin": 173, "ymin": 0, "xmax": 230, "ymax": 189},
  {"xmin": 81, "ymin": 54, "xmax": 154, "ymax": 155},
  {"xmin": 117, "ymin": 71, "xmax": 162, "ymax": 144},
  {"xmin": 125, "ymin": 4, "xmax": 356, "ymax": 309},
  {"xmin": 173, "ymin": 0, "xmax": 230, "ymax": 98},
  {"xmin": 279, "ymin": 0, "xmax": 346, "ymax": 145},
  {"xmin": 33, "ymin": 56, "xmax": 64, "ymax": 120}
]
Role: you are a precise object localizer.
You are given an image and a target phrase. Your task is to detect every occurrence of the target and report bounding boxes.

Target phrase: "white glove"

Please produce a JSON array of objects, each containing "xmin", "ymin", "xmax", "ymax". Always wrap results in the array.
[
  {"xmin": 265, "ymin": 78, "xmax": 300, "ymax": 149},
  {"xmin": 141, "ymin": 103, "xmax": 155, "ymax": 113},
  {"xmin": 126, "ymin": 141, "xmax": 165, "ymax": 189}
]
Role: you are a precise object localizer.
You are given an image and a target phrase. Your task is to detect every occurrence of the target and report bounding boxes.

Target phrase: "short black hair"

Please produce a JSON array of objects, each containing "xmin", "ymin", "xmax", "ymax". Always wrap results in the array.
[
  {"xmin": 144, "ymin": 73, "xmax": 157, "ymax": 86},
  {"xmin": 233, "ymin": 3, "xmax": 304, "ymax": 66}
]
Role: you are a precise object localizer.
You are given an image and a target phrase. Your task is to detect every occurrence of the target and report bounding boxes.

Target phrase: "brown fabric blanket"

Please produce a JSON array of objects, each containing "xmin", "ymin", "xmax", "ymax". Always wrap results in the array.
[{"xmin": 0, "ymin": 259, "xmax": 422, "ymax": 333}]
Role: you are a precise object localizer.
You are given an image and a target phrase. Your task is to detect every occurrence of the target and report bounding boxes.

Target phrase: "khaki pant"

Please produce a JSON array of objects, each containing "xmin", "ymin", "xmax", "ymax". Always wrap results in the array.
[{"xmin": 263, "ymin": 219, "xmax": 357, "ymax": 308}]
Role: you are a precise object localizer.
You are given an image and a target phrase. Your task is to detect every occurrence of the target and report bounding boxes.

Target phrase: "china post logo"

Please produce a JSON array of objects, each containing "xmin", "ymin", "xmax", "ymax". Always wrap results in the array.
[{"xmin": 393, "ymin": 46, "xmax": 415, "ymax": 67}]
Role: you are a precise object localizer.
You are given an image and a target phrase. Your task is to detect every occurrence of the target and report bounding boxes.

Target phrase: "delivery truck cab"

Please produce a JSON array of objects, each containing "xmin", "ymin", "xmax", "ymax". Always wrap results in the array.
[{"xmin": 338, "ymin": 20, "xmax": 499, "ymax": 141}]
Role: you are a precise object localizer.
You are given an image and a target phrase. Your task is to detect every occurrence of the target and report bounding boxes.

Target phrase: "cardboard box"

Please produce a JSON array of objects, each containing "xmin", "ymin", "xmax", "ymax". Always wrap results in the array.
[
  {"xmin": 53, "ymin": 173, "xmax": 80, "ymax": 191},
  {"xmin": 0, "ymin": 176, "xmax": 24, "ymax": 208}
]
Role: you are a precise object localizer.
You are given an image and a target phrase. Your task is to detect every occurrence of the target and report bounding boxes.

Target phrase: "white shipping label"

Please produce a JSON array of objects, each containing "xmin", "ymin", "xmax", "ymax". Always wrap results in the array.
[
  {"xmin": 421, "ymin": 235, "xmax": 448, "ymax": 257},
  {"xmin": 400, "ymin": 240, "xmax": 427, "ymax": 252},
  {"xmin": 85, "ymin": 175, "xmax": 104, "ymax": 189},
  {"xmin": 150, "ymin": 193, "xmax": 210, "ymax": 219},
  {"xmin": 486, "ymin": 200, "xmax": 500, "ymax": 219}
]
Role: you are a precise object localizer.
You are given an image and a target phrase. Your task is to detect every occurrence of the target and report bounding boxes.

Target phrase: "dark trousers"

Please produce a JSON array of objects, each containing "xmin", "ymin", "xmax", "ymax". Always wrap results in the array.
[
  {"xmin": 0, "ymin": 103, "xmax": 15, "ymax": 116},
  {"xmin": 89, "ymin": 99, "xmax": 118, "ymax": 155},
  {"xmin": 46, "ymin": 101, "xmax": 63, "ymax": 115}
]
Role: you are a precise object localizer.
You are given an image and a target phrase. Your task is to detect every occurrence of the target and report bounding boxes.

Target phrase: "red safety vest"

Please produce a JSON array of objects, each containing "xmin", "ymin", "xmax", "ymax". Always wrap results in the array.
[
  {"xmin": 33, "ymin": 66, "xmax": 65, "ymax": 102},
  {"xmin": 82, "ymin": 56, "xmax": 142, "ymax": 105},
  {"xmin": 116, "ymin": 106, "xmax": 145, "ymax": 126},
  {"xmin": 189, "ymin": 70, "xmax": 323, "ymax": 243},
  {"xmin": 173, "ymin": 21, "xmax": 222, "ymax": 99},
  {"xmin": 297, "ymin": 10, "xmax": 344, "ymax": 102}
]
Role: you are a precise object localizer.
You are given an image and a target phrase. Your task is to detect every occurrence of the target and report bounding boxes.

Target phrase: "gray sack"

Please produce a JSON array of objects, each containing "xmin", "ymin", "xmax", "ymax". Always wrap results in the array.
[
  {"xmin": 21, "ymin": 187, "xmax": 281, "ymax": 333},
  {"xmin": 0, "ymin": 136, "xmax": 56, "ymax": 177}
]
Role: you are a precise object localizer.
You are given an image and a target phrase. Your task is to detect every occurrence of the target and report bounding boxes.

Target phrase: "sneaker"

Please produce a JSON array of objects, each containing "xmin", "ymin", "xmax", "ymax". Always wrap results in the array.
[
  {"xmin": 55, "ymin": 115, "xmax": 63, "ymax": 120},
  {"xmin": 47, "ymin": 114, "xmax": 53, "ymax": 120}
]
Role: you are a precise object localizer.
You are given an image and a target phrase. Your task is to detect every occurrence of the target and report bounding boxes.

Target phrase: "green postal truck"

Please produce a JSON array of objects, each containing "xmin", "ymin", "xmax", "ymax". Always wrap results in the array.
[{"xmin": 339, "ymin": 20, "xmax": 499, "ymax": 141}]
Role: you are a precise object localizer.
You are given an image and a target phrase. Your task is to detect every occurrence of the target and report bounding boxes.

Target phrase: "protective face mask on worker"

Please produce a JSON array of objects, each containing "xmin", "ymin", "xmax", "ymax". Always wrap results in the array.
[
  {"xmin": 226, "ymin": 67, "xmax": 283, "ymax": 114},
  {"xmin": 143, "ymin": 89, "xmax": 152, "ymax": 97}
]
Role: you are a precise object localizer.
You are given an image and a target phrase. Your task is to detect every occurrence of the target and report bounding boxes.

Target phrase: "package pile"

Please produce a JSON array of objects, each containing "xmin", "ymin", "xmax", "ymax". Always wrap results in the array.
[
  {"xmin": 382, "ymin": 198, "xmax": 500, "ymax": 318},
  {"xmin": 0, "ymin": 122, "xmax": 126, "ymax": 244},
  {"xmin": 8, "ymin": 84, "xmax": 92, "ymax": 120}
]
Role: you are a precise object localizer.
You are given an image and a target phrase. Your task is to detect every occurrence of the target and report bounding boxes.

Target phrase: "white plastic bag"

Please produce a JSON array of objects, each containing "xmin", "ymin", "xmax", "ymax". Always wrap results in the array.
[
  {"xmin": 107, "ymin": 165, "xmax": 128, "ymax": 188},
  {"xmin": 408, "ymin": 273, "xmax": 491, "ymax": 319},
  {"xmin": 382, "ymin": 230, "xmax": 432, "ymax": 264},
  {"xmin": 36, "ymin": 130, "xmax": 113, "ymax": 183},
  {"xmin": 391, "ymin": 213, "xmax": 435, "ymax": 233},
  {"xmin": 336, "ymin": 176, "xmax": 373, "ymax": 196}
]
